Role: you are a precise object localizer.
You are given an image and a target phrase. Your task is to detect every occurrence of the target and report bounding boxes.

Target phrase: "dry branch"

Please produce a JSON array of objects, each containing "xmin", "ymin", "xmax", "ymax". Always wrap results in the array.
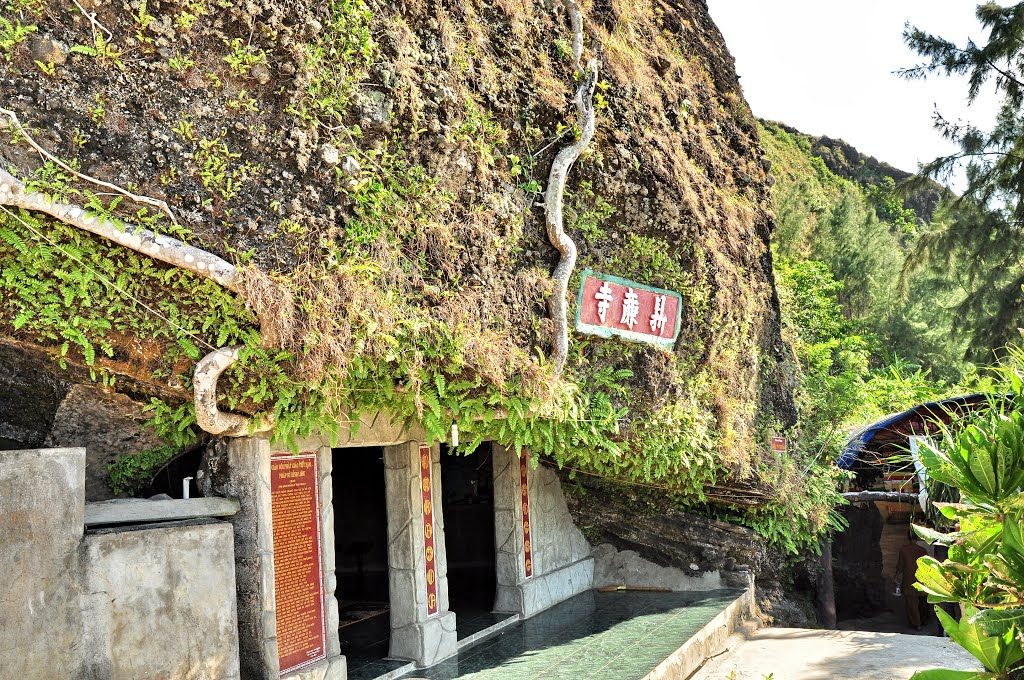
[
  {"xmin": 545, "ymin": 0, "xmax": 598, "ymax": 374},
  {"xmin": 2, "ymin": 108, "xmax": 176, "ymax": 222}
]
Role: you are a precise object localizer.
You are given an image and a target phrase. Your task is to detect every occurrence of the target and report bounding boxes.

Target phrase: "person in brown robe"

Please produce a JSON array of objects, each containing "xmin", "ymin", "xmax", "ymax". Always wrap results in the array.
[{"xmin": 895, "ymin": 529, "xmax": 929, "ymax": 629}]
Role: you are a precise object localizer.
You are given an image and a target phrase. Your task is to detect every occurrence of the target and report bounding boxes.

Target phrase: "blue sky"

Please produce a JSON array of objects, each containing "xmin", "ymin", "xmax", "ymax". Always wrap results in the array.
[{"xmin": 707, "ymin": 1, "xmax": 1000, "ymax": 185}]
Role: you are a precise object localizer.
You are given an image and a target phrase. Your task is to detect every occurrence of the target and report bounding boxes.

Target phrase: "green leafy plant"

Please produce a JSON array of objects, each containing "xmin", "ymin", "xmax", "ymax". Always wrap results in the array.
[
  {"xmin": 88, "ymin": 93, "xmax": 105, "ymax": 126},
  {"xmin": 70, "ymin": 33, "xmax": 123, "ymax": 67},
  {"xmin": 909, "ymin": 351, "xmax": 1024, "ymax": 680},
  {"xmin": 34, "ymin": 59, "xmax": 55, "ymax": 76},
  {"xmin": 168, "ymin": 54, "xmax": 196, "ymax": 73},
  {"xmin": 287, "ymin": 0, "xmax": 374, "ymax": 128},
  {"xmin": 195, "ymin": 134, "xmax": 256, "ymax": 202},
  {"xmin": 222, "ymin": 37, "xmax": 266, "ymax": 77},
  {"xmin": 0, "ymin": 15, "xmax": 36, "ymax": 54}
]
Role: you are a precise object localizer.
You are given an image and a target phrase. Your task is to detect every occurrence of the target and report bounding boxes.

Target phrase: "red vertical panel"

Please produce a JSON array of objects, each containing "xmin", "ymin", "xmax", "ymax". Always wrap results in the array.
[
  {"xmin": 520, "ymin": 453, "xmax": 533, "ymax": 578},
  {"xmin": 420, "ymin": 444, "xmax": 438, "ymax": 615}
]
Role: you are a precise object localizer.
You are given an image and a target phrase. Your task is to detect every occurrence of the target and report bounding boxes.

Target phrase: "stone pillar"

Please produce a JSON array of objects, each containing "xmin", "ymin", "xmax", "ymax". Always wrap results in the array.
[
  {"xmin": 202, "ymin": 438, "xmax": 345, "ymax": 680},
  {"xmin": 491, "ymin": 445, "xmax": 593, "ymax": 618},
  {"xmin": 314, "ymin": 446, "xmax": 343, "ymax": 663},
  {"xmin": 290, "ymin": 447, "xmax": 345, "ymax": 680},
  {"xmin": 202, "ymin": 437, "xmax": 279, "ymax": 680},
  {"xmin": 493, "ymin": 444, "xmax": 528, "ymax": 614},
  {"xmin": 384, "ymin": 442, "xmax": 457, "ymax": 667}
]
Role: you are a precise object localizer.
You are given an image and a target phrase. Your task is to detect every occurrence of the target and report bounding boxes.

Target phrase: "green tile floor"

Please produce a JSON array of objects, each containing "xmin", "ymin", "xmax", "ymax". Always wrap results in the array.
[{"xmin": 399, "ymin": 588, "xmax": 742, "ymax": 680}]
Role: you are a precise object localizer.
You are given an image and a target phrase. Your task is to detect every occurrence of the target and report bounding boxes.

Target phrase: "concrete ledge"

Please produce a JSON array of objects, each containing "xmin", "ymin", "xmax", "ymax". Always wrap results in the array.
[
  {"xmin": 644, "ymin": 587, "xmax": 754, "ymax": 680},
  {"xmin": 84, "ymin": 497, "xmax": 240, "ymax": 526},
  {"xmin": 499, "ymin": 557, "xmax": 594, "ymax": 619},
  {"xmin": 456, "ymin": 614, "xmax": 521, "ymax": 651}
]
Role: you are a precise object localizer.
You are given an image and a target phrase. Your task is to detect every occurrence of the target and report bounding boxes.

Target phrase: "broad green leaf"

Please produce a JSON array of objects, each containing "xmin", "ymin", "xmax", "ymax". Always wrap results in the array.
[
  {"xmin": 967, "ymin": 442, "xmax": 998, "ymax": 496},
  {"xmin": 910, "ymin": 671, "xmax": 993, "ymax": 680},
  {"xmin": 916, "ymin": 558, "xmax": 957, "ymax": 600},
  {"xmin": 969, "ymin": 608, "xmax": 1024, "ymax": 638},
  {"xmin": 943, "ymin": 605, "xmax": 1020, "ymax": 672},
  {"xmin": 1001, "ymin": 518, "xmax": 1024, "ymax": 558},
  {"xmin": 914, "ymin": 523, "xmax": 960, "ymax": 545}
]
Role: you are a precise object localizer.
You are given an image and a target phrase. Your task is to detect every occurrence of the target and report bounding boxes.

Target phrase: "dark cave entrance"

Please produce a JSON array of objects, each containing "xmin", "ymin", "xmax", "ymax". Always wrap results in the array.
[
  {"xmin": 333, "ymin": 446, "xmax": 392, "ymax": 671},
  {"xmin": 440, "ymin": 443, "xmax": 498, "ymax": 638}
]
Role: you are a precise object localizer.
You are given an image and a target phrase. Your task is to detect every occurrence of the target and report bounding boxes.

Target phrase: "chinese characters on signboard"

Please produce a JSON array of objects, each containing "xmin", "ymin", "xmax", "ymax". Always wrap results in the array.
[
  {"xmin": 771, "ymin": 436, "xmax": 787, "ymax": 454},
  {"xmin": 575, "ymin": 270, "xmax": 682, "ymax": 348},
  {"xmin": 419, "ymin": 444, "xmax": 439, "ymax": 616},
  {"xmin": 520, "ymin": 454, "xmax": 533, "ymax": 578},
  {"xmin": 270, "ymin": 453, "xmax": 327, "ymax": 676}
]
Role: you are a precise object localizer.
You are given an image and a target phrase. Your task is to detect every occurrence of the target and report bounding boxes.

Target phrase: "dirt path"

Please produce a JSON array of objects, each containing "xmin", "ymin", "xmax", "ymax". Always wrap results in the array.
[{"xmin": 690, "ymin": 627, "xmax": 979, "ymax": 680}]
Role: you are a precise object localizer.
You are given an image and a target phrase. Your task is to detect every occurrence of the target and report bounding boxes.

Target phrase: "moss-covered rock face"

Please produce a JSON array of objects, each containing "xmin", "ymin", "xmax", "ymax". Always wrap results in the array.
[{"xmin": 0, "ymin": 0, "xmax": 795, "ymax": 496}]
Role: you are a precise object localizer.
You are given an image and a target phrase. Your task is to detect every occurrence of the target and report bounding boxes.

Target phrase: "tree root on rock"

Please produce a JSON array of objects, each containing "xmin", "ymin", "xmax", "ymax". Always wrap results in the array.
[
  {"xmin": 0, "ymin": 166, "xmax": 240, "ymax": 292},
  {"xmin": 193, "ymin": 347, "xmax": 274, "ymax": 436},
  {"xmin": 545, "ymin": 0, "xmax": 598, "ymax": 374},
  {"xmin": 0, "ymin": 117, "xmax": 275, "ymax": 438}
]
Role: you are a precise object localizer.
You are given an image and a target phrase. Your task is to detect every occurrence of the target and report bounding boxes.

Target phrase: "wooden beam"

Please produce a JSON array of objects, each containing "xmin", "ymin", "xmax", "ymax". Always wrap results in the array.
[
  {"xmin": 84, "ymin": 497, "xmax": 240, "ymax": 526},
  {"xmin": 841, "ymin": 491, "xmax": 918, "ymax": 504}
]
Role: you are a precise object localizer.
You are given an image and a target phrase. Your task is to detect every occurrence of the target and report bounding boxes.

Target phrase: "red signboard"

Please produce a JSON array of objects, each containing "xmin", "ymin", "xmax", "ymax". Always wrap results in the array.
[
  {"xmin": 420, "ymin": 445, "xmax": 439, "ymax": 615},
  {"xmin": 575, "ymin": 269, "xmax": 682, "ymax": 348},
  {"xmin": 771, "ymin": 436, "xmax": 787, "ymax": 454},
  {"xmin": 520, "ymin": 453, "xmax": 533, "ymax": 578},
  {"xmin": 271, "ymin": 453, "xmax": 327, "ymax": 675}
]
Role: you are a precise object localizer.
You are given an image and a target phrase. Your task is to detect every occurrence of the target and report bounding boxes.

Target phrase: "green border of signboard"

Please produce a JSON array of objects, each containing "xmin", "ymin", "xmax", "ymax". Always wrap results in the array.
[{"xmin": 574, "ymin": 268, "xmax": 683, "ymax": 349}]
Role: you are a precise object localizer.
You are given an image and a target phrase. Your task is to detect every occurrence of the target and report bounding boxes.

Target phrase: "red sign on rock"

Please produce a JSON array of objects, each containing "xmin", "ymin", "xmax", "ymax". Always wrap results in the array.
[
  {"xmin": 271, "ymin": 453, "xmax": 327, "ymax": 675},
  {"xmin": 575, "ymin": 269, "xmax": 682, "ymax": 348}
]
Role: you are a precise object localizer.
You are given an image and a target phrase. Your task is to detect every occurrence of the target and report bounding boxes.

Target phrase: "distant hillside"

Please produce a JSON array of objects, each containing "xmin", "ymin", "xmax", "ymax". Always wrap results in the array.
[
  {"xmin": 766, "ymin": 121, "xmax": 949, "ymax": 222},
  {"xmin": 759, "ymin": 120, "xmax": 972, "ymax": 383}
]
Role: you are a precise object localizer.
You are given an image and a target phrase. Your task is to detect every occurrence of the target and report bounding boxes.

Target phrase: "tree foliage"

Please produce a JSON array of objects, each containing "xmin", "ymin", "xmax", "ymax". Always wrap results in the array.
[{"xmin": 902, "ymin": 2, "xmax": 1024, "ymax": 360}]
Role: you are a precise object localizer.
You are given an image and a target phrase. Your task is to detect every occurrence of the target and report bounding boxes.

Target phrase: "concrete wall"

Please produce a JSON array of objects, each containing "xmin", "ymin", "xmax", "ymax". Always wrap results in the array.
[
  {"xmin": 80, "ymin": 521, "xmax": 240, "ymax": 679},
  {"xmin": 493, "ymin": 447, "xmax": 593, "ymax": 618},
  {"xmin": 0, "ymin": 447, "xmax": 241, "ymax": 680},
  {"xmin": 0, "ymin": 447, "xmax": 84, "ymax": 679},
  {"xmin": 202, "ymin": 437, "xmax": 283, "ymax": 679}
]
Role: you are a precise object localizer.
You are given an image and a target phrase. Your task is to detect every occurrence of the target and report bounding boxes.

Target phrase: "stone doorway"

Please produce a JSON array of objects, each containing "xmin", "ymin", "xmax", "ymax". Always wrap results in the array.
[
  {"xmin": 440, "ymin": 444, "xmax": 499, "ymax": 639},
  {"xmin": 333, "ymin": 446, "xmax": 393, "ymax": 675}
]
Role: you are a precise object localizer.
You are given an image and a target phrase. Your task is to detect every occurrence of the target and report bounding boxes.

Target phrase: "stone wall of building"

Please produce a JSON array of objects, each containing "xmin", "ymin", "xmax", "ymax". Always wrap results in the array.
[
  {"xmin": 493, "ymin": 447, "xmax": 594, "ymax": 618},
  {"xmin": 384, "ymin": 442, "xmax": 458, "ymax": 667},
  {"xmin": 0, "ymin": 447, "xmax": 241, "ymax": 680}
]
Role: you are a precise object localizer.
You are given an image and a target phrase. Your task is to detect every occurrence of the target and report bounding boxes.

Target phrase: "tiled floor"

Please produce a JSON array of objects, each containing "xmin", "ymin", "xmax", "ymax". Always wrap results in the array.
[
  {"xmin": 340, "ymin": 609, "xmax": 408, "ymax": 680},
  {"xmin": 398, "ymin": 588, "xmax": 742, "ymax": 680}
]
